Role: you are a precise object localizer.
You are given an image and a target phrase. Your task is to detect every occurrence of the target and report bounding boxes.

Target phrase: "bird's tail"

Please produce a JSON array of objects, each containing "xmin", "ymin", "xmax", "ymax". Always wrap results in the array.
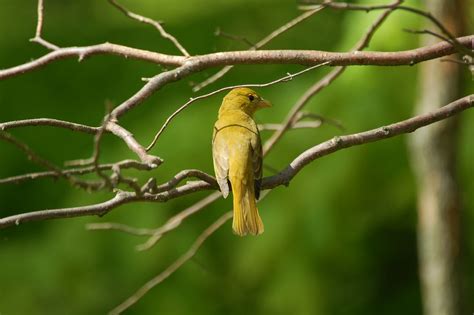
[{"xmin": 231, "ymin": 179, "xmax": 264, "ymax": 236}]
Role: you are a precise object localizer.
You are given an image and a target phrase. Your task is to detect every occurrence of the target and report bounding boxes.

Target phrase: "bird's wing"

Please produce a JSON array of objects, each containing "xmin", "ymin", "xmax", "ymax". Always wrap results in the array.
[
  {"xmin": 212, "ymin": 125, "xmax": 230, "ymax": 198},
  {"xmin": 251, "ymin": 130, "xmax": 263, "ymax": 200}
]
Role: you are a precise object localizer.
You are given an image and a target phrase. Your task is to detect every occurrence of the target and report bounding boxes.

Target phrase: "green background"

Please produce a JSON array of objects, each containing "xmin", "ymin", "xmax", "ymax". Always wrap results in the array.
[{"xmin": 0, "ymin": 0, "xmax": 473, "ymax": 314}]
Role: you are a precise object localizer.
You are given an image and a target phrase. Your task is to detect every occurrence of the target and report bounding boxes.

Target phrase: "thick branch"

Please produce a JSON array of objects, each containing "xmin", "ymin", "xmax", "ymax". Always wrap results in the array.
[
  {"xmin": 1, "ymin": 95, "xmax": 471, "ymax": 229},
  {"xmin": 0, "ymin": 43, "xmax": 184, "ymax": 80},
  {"xmin": 1, "ymin": 36, "xmax": 471, "ymax": 82},
  {"xmin": 109, "ymin": 36, "xmax": 473, "ymax": 120},
  {"xmin": 263, "ymin": 95, "xmax": 473, "ymax": 188}
]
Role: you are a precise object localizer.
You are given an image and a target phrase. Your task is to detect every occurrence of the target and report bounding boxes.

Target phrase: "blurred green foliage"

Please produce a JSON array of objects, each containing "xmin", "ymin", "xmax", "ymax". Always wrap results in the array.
[{"xmin": 0, "ymin": 0, "xmax": 473, "ymax": 314}]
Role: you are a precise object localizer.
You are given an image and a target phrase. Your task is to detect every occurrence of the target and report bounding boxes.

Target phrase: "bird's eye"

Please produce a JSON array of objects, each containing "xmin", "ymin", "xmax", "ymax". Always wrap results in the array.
[{"xmin": 248, "ymin": 94, "xmax": 255, "ymax": 101}]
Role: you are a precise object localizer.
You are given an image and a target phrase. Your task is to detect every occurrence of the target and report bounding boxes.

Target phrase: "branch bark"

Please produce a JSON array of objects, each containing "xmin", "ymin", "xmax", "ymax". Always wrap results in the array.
[{"xmin": 1, "ymin": 36, "xmax": 472, "ymax": 82}]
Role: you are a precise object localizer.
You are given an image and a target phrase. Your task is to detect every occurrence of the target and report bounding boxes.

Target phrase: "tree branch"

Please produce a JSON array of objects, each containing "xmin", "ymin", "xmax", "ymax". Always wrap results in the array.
[
  {"xmin": 192, "ymin": 5, "xmax": 326, "ymax": 92},
  {"xmin": 1, "ymin": 95, "xmax": 471, "ymax": 229},
  {"xmin": 0, "ymin": 160, "xmax": 153, "ymax": 185},
  {"xmin": 30, "ymin": 0, "xmax": 59, "ymax": 50},
  {"xmin": 108, "ymin": 211, "xmax": 233, "ymax": 315},
  {"xmin": 107, "ymin": 0, "xmax": 189, "ymax": 57},
  {"xmin": 1, "ymin": 36, "xmax": 471, "ymax": 81},
  {"xmin": 145, "ymin": 61, "xmax": 330, "ymax": 151},
  {"xmin": 0, "ymin": 118, "xmax": 99, "ymax": 134},
  {"xmin": 264, "ymin": 0, "xmax": 402, "ymax": 154},
  {"xmin": 0, "ymin": 43, "xmax": 185, "ymax": 80}
]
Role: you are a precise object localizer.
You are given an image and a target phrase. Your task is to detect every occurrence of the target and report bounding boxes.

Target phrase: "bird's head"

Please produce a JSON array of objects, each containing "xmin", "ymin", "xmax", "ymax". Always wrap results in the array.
[{"xmin": 219, "ymin": 87, "xmax": 272, "ymax": 117}]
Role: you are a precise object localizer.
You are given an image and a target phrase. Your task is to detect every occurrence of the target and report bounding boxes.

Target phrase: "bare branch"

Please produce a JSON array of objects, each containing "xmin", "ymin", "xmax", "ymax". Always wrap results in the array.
[
  {"xmin": 0, "ymin": 43, "xmax": 184, "ymax": 80},
  {"xmin": 105, "ymin": 121, "xmax": 163, "ymax": 167},
  {"xmin": 86, "ymin": 192, "xmax": 222, "ymax": 250},
  {"xmin": 0, "ymin": 191, "xmax": 138, "ymax": 228},
  {"xmin": 259, "ymin": 111, "xmax": 344, "ymax": 131},
  {"xmin": 86, "ymin": 222, "xmax": 155, "ymax": 236},
  {"xmin": 30, "ymin": 0, "xmax": 59, "ymax": 50},
  {"xmin": 259, "ymin": 121, "xmax": 324, "ymax": 131},
  {"xmin": 109, "ymin": 211, "xmax": 233, "ymax": 315},
  {"xmin": 145, "ymin": 61, "xmax": 331, "ymax": 151},
  {"xmin": 0, "ymin": 132, "xmax": 109, "ymax": 191},
  {"xmin": 150, "ymin": 169, "xmax": 218, "ymax": 193},
  {"xmin": 264, "ymin": 0, "xmax": 402, "ymax": 154},
  {"xmin": 90, "ymin": 110, "xmax": 114, "ymax": 188},
  {"xmin": 110, "ymin": 35, "xmax": 473, "ymax": 121},
  {"xmin": 0, "ymin": 131, "xmax": 64, "ymax": 178},
  {"xmin": 300, "ymin": 1, "xmax": 474, "ymax": 58},
  {"xmin": 0, "ymin": 118, "xmax": 98, "ymax": 134},
  {"xmin": 1, "ymin": 35, "xmax": 470, "ymax": 82},
  {"xmin": 404, "ymin": 28, "xmax": 453, "ymax": 44},
  {"xmin": 214, "ymin": 27, "xmax": 255, "ymax": 47},
  {"xmin": 0, "ymin": 160, "xmax": 153, "ymax": 185},
  {"xmin": 193, "ymin": 5, "xmax": 326, "ymax": 92},
  {"xmin": 1, "ymin": 95, "xmax": 471, "ymax": 229},
  {"xmin": 108, "ymin": 0, "xmax": 189, "ymax": 57},
  {"xmin": 136, "ymin": 192, "xmax": 221, "ymax": 251},
  {"xmin": 263, "ymin": 94, "xmax": 474, "ymax": 188}
]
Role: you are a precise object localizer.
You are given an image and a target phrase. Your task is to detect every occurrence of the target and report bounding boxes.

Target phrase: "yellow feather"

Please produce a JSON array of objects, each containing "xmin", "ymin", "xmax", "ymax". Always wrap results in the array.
[{"xmin": 212, "ymin": 88, "xmax": 271, "ymax": 236}]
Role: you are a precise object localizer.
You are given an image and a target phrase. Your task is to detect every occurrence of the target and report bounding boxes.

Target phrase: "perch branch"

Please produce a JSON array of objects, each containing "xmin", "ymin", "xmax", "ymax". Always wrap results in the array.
[{"xmin": 1, "ymin": 94, "xmax": 471, "ymax": 229}]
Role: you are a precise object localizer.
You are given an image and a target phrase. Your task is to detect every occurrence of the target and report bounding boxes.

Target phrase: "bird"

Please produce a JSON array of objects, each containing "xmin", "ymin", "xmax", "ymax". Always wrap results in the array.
[{"xmin": 212, "ymin": 87, "xmax": 271, "ymax": 236}]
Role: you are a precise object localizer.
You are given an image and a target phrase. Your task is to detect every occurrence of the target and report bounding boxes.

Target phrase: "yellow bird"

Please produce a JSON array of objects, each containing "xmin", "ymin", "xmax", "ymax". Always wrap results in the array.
[{"xmin": 212, "ymin": 88, "xmax": 271, "ymax": 236}]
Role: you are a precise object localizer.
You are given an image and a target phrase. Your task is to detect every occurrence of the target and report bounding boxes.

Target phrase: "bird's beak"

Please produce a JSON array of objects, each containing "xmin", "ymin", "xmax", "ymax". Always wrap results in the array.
[{"xmin": 257, "ymin": 98, "xmax": 272, "ymax": 109}]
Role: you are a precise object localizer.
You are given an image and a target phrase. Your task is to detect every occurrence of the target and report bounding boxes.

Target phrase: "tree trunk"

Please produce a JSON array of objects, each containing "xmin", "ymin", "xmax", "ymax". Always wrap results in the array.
[{"xmin": 408, "ymin": 1, "xmax": 466, "ymax": 315}]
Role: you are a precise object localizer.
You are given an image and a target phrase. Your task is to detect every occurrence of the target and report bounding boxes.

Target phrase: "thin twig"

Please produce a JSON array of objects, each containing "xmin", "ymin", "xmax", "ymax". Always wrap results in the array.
[
  {"xmin": 86, "ymin": 222, "xmax": 155, "ymax": 236},
  {"xmin": 0, "ymin": 131, "xmax": 64, "ymax": 178},
  {"xmin": 0, "ymin": 118, "xmax": 98, "ymax": 134},
  {"xmin": 404, "ymin": 28, "xmax": 453, "ymax": 44},
  {"xmin": 29, "ymin": 0, "xmax": 59, "ymax": 50},
  {"xmin": 1, "ymin": 94, "xmax": 471, "ymax": 229},
  {"xmin": 192, "ymin": 5, "xmax": 326, "ymax": 92},
  {"xmin": 136, "ymin": 192, "xmax": 222, "ymax": 251},
  {"xmin": 90, "ymin": 109, "xmax": 114, "ymax": 188},
  {"xmin": 145, "ymin": 61, "xmax": 331, "ymax": 151},
  {"xmin": 299, "ymin": 1, "xmax": 474, "ymax": 58},
  {"xmin": 108, "ymin": 0, "xmax": 189, "ymax": 57},
  {"xmin": 0, "ymin": 132, "xmax": 104, "ymax": 191},
  {"xmin": 259, "ymin": 112, "xmax": 344, "ymax": 131},
  {"xmin": 110, "ymin": 189, "xmax": 271, "ymax": 314},
  {"xmin": 259, "ymin": 121, "xmax": 324, "ymax": 131},
  {"xmin": 215, "ymin": 27, "xmax": 255, "ymax": 47},
  {"xmin": 109, "ymin": 211, "xmax": 233, "ymax": 315},
  {"xmin": 105, "ymin": 121, "xmax": 163, "ymax": 167},
  {"xmin": 0, "ymin": 160, "xmax": 153, "ymax": 185}
]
